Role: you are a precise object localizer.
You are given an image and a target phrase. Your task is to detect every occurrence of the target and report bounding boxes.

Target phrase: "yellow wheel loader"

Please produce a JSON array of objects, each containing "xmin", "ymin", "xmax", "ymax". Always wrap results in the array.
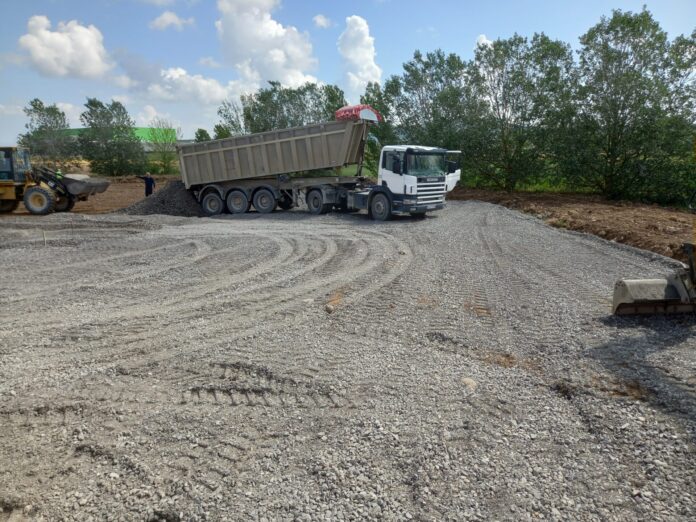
[{"xmin": 0, "ymin": 147, "xmax": 109, "ymax": 215}]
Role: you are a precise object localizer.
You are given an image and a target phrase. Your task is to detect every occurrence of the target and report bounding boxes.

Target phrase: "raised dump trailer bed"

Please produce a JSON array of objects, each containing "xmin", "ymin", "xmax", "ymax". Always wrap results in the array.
[
  {"xmin": 177, "ymin": 106, "xmax": 460, "ymax": 220},
  {"xmin": 179, "ymin": 120, "xmax": 368, "ymax": 187}
]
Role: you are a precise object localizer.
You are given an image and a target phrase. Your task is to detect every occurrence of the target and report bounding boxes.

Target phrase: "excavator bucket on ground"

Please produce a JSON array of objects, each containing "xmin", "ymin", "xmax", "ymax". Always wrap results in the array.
[{"xmin": 612, "ymin": 243, "xmax": 696, "ymax": 315}]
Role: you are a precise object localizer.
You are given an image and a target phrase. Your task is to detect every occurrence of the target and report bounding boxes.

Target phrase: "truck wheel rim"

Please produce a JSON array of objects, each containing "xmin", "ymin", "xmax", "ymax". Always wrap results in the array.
[
  {"xmin": 207, "ymin": 197, "xmax": 220, "ymax": 213},
  {"xmin": 229, "ymin": 193, "xmax": 246, "ymax": 212}
]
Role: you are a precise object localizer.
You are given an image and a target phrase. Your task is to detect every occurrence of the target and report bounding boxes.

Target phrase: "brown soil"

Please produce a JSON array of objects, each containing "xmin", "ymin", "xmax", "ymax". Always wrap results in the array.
[
  {"xmin": 6, "ymin": 176, "xmax": 174, "ymax": 215},
  {"xmin": 451, "ymin": 188, "xmax": 695, "ymax": 262}
]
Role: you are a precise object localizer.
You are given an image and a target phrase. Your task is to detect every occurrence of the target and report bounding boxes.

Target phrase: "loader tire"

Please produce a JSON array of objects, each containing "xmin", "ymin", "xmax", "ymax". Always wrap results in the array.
[
  {"xmin": 0, "ymin": 200, "xmax": 19, "ymax": 213},
  {"xmin": 55, "ymin": 196, "xmax": 75, "ymax": 212},
  {"xmin": 24, "ymin": 186, "xmax": 55, "ymax": 215}
]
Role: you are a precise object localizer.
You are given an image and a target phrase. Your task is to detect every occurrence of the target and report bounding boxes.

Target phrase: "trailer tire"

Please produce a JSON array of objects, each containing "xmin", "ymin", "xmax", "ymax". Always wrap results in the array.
[
  {"xmin": 370, "ymin": 193, "xmax": 391, "ymax": 221},
  {"xmin": 23, "ymin": 186, "xmax": 55, "ymax": 215},
  {"xmin": 55, "ymin": 196, "xmax": 75, "ymax": 212},
  {"xmin": 201, "ymin": 192, "xmax": 225, "ymax": 216},
  {"xmin": 0, "ymin": 200, "xmax": 19, "ymax": 213},
  {"xmin": 253, "ymin": 188, "xmax": 277, "ymax": 214},
  {"xmin": 226, "ymin": 190, "xmax": 250, "ymax": 214}
]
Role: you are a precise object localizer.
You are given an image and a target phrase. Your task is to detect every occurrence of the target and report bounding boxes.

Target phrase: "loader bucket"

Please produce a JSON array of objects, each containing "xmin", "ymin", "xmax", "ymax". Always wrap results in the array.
[
  {"xmin": 612, "ymin": 277, "xmax": 696, "ymax": 315},
  {"xmin": 63, "ymin": 174, "xmax": 110, "ymax": 197}
]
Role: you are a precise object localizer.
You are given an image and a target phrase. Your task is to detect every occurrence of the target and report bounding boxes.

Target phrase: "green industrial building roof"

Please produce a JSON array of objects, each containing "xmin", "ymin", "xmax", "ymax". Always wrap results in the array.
[{"xmin": 61, "ymin": 127, "xmax": 176, "ymax": 142}]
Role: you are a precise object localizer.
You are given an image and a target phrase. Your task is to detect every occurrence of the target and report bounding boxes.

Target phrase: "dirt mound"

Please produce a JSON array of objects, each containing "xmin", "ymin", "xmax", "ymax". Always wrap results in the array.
[{"xmin": 120, "ymin": 180, "xmax": 203, "ymax": 217}]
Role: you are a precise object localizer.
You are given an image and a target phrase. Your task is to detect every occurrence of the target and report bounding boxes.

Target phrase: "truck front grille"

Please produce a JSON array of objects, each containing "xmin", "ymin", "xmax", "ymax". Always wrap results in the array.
[{"xmin": 416, "ymin": 181, "xmax": 446, "ymax": 204}]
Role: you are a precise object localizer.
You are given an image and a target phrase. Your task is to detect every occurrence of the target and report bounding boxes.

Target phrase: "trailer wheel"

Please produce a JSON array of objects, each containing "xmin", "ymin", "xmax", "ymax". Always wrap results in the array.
[
  {"xmin": 0, "ymin": 200, "xmax": 19, "ymax": 213},
  {"xmin": 253, "ymin": 188, "xmax": 277, "ymax": 214},
  {"xmin": 55, "ymin": 196, "xmax": 75, "ymax": 212},
  {"xmin": 307, "ymin": 190, "xmax": 331, "ymax": 215},
  {"xmin": 23, "ymin": 186, "xmax": 55, "ymax": 215},
  {"xmin": 370, "ymin": 193, "xmax": 391, "ymax": 221},
  {"xmin": 201, "ymin": 192, "xmax": 225, "ymax": 216},
  {"xmin": 226, "ymin": 190, "xmax": 250, "ymax": 214}
]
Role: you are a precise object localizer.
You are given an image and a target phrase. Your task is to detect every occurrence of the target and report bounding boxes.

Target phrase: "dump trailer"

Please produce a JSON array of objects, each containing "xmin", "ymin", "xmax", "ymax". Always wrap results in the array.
[{"xmin": 177, "ymin": 106, "xmax": 461, "ymax": 220}]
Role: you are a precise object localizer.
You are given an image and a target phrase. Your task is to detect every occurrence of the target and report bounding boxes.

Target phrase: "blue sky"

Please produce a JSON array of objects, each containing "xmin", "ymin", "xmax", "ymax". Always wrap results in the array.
[{"xmin": 1, "ymin": 0, "xmax": 694, "ymax": 144}]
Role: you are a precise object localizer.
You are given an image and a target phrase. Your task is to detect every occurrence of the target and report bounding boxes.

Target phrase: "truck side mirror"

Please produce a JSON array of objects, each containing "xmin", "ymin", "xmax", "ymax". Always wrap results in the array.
[
  {"xmin": 447, "ymin": 161, "xmax": 457, "ymax": 174},
  {"xmin": 392, "ymin": 158, "xmax": 402, "ymax": 175}
]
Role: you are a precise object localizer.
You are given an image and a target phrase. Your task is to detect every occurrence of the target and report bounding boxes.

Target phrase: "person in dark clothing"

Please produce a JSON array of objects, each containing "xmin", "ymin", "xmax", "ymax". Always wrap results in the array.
[{"xmin": 137, "ymin": 172, "xmax": 156, "ymax": 197}]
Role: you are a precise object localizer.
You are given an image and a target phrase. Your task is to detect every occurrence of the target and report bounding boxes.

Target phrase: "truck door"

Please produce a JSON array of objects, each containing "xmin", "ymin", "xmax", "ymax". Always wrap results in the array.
[
  {"xmin": 446, "ymin": 169, "xmax": 461, "ymax": 192},
  {"xmin": 380, "ymin": 150, "xmax": 405, "ymax": 194}
]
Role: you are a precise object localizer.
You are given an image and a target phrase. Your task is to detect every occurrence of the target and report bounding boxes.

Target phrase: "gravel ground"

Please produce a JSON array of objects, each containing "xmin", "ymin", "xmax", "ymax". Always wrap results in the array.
[{"xmin": 0, "ymin": 202, "xmax": 694, "ymax": 521}]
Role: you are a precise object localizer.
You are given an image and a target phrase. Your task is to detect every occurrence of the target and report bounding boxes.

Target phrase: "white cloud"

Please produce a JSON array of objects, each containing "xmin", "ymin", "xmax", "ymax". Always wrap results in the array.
[
  {"xmin": 112, "ymin": 94, "xmax": 131, "ymax": 105},
  {"xmin": 149, "ymin": 11, "xmax": 195, "ymax": 31},
  {"xmin": 199, "ymin": 56, "xmax": 222, "ymax": 68},
  {"xmin": 56, "ymin": 102, "xmax": 82, "ymax": 126},
  {"xmin": 337, "ymin": 16, "xmax": 381, "ymax": 102},
  {"xmin": 313, "ymin": 14, "xmax": 331, "ymax": 29},
  {"xmin": 146, "ymin": 67, "xmax": 255, "ymax": 105},
  {"xmin": 139, "ymin": 0, "xmax": 175, "ymax": 6},
  {"xmin": 215, "ymin": 0, "xmax": 317, "ymax": 87},
  {"xmin": 0, "ymin": 104, "xmax": 23, "ymax": 116},
  {"xmin": 18, "ymin": 15, "xmax": 112, "ymax": 78},
  {"xmin": 136, "ymin": 104, "xmax": 160, "ymax": 125},
  {"xmin": 476, "ymin": 34, "xmax": 493, "ymax": 48}
]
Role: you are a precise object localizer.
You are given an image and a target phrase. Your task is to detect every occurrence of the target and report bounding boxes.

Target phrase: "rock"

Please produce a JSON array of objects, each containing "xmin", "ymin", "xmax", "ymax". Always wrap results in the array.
[
  {"xmin": 325, "ymin": 304, "xmax": 335, "ymax": 314},
  {"xmin": 461, "ymin": 377, "xmax": 478, "ymax": 391}
]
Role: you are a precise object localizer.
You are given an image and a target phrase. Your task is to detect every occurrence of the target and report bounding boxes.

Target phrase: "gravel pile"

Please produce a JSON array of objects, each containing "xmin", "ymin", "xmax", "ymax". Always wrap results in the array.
[
  {"xmin": 120, "ymin": 180, "xmax": 203, "ymax": 217},
  {"xmin": 0, "ymin": 203, "xmax": 694, "ymax": 520}
]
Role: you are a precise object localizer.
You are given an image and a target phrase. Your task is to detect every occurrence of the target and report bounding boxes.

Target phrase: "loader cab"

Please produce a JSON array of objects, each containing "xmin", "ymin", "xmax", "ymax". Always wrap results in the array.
[{"xmin": 0, "ymin": 147, "xmax": 30, "ymax": 183}]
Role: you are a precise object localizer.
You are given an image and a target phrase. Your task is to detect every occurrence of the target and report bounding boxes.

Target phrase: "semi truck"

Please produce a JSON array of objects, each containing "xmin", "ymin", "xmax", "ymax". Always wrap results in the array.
[{"xmin": 177, "ymin": 107, "xmax": 461, "ymax": 220}]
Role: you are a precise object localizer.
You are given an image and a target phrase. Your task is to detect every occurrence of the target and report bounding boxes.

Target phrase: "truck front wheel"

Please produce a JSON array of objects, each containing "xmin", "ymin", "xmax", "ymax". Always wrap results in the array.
[
  {"xmin": 201, "ymin": 192, "xmax": 225, "ymax": 216},
  {"xmin": 370, "ymin": 193, "xmax": 391, "ymax": 221}
]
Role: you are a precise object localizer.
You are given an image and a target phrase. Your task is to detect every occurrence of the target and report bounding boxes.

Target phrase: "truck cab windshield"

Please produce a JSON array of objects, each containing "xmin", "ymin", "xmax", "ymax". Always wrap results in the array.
[{"xmin": 406, "ymin": 153, "xmax": 445, "ymax": 177}]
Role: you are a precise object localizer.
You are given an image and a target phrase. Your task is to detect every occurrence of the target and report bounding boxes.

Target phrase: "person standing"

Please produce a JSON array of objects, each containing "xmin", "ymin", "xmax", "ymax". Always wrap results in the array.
[{"xmin": 137, "ymin": 172, "xmax": 156, "ymax": 197}]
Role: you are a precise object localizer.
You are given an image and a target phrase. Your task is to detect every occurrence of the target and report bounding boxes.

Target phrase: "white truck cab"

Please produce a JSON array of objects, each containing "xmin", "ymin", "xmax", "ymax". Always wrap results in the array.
[{"xmin": 373, "ymin": 145, "xmax": 461, "ymax": 217}]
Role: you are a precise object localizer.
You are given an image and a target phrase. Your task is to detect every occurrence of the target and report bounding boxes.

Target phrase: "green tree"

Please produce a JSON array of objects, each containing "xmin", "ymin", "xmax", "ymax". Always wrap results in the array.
[
  {"xmin": 360, "ymin": 82, "xmax": 399, "ymax": 176},
  {"xmin": 383, "ymin": 50, "xmax": 473, "ymax": 150},
  {"xmin": 213, "ymin": 124, "xmax": 231, "ymax": 140},
  {"xmin": 78, "ymin": 98, "xmax": 147, "ymax": 177},
  {"xmin": 557, "ymin": 9, "xmax": 696, "ymax": 201},
  {"xmin": 147, "ymin": 117, "xmax": 181, "ymax": 175},
  {"xmin": 216, "ymin": 82, "xmax": 348, "ymax": 135},
  {"xmin": 194, "ymin": 128, "xmax": 211, "ymax": 142},
  {"xmin": 464, "ymin": 34, "xmax": 572, "ymax": 191},
  {"xmin": 17, "ymin": 98, "xmax": 74, "ymax": 167}
]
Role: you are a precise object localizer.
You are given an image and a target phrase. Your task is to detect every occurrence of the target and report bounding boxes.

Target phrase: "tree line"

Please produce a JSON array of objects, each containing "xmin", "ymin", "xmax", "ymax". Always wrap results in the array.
[
  {"xmin": 18, "ymin": 8, "xmax": 694, "ymax": 204},
  {"xmin": 359, "ymin": 8, "xmax": 694, "ymax": 204},
  {"xmin": 19, "ymin": 98, "xmax": 181, "ymax": 177}
]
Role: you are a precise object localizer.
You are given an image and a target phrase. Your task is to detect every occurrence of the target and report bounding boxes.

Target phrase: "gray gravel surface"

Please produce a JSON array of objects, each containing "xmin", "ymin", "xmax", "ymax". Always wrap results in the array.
[{"xmin": 0, "ymin": 202, "xmax": 694, "ymax": 521}]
